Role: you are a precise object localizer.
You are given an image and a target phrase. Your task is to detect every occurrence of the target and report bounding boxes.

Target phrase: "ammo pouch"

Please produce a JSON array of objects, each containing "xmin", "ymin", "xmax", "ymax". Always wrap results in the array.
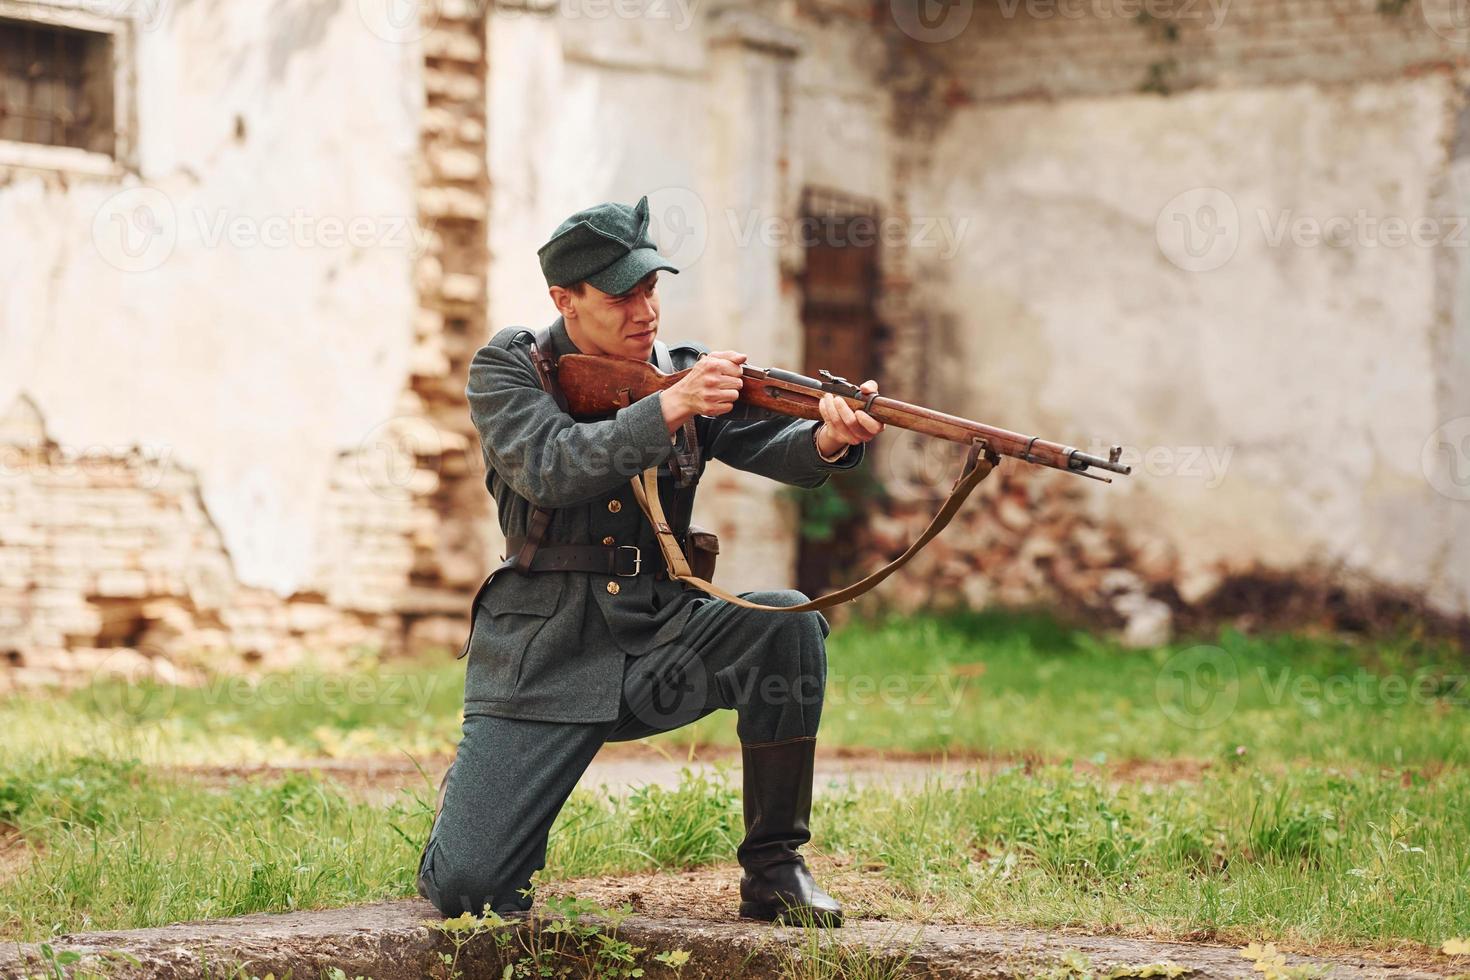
[{"xmin": 683, "ymin": 524, "xmax": 719, "ymax": 582}]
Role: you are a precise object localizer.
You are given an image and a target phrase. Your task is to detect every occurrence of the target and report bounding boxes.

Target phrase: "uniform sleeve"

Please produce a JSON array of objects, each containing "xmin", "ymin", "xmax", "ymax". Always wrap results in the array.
[
  {"xmin": 705, "ymin": 416, "xmax": 865, "ymax": 488},
  {"xmin": 466, "ymin": 332, "xmax": 674, "ymax": 509}
]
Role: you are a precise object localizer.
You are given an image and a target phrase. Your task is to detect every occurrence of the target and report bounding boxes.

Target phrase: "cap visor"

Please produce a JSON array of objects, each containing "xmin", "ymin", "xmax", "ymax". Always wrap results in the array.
[{"xmin": 584, "ymin": 247, "xmax": 680, "ymax": 296}]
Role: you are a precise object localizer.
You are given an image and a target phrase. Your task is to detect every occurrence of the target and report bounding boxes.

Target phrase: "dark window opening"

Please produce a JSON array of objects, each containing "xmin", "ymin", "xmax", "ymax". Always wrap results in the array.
[
  {"xmin": 795, "ymin": 187, "xmax": 889, "ymax": 599},
  {"xmin": 0, "ymin": 17, "xmax": 115, "ymax": 155}
]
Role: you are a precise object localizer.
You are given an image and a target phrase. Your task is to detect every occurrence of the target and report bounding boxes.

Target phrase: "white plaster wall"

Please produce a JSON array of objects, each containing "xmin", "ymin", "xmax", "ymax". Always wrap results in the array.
[
  {"xmin": 914, "ymin": 77, "xmax": 1470, "ymax": 614},
  {"xmin": 0, "ymin": 0, "xmax": 422, "ymax": 594}
]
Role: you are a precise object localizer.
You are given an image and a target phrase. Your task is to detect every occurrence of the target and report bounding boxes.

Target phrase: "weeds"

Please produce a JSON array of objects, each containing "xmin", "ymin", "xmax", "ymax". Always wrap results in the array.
[{"xmin": 432, "ymin": 897, "xmax": 691, "ymax": 979}]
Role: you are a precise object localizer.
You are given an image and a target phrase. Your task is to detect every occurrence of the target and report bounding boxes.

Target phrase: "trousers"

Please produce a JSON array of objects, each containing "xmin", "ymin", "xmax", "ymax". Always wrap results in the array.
[{"xmin": 417, "ymin": 589, "xmax": 830, "ymax": 918}]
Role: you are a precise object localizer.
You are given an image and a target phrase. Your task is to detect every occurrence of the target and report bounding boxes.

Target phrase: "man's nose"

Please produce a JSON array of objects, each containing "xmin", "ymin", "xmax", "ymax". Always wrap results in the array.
[{"xmin": 632, "ymin": 295, "xmax": 656, "ymax": 323}]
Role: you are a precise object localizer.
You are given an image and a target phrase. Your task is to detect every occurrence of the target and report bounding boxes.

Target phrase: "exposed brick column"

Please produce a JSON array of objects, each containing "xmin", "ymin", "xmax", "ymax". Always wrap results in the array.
[{"xmin": 399, "ymin": 0, "xmax": 495, "ymax": 650}]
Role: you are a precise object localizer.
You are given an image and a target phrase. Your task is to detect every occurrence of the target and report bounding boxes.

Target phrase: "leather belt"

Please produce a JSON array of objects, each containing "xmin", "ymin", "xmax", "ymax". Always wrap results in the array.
[{"xmin": 503, "ymin": 538, "xmax": 647, "ymax": 576}]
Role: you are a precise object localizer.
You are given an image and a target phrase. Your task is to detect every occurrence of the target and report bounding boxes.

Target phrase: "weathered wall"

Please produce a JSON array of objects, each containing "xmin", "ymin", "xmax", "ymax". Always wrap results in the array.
[
  {"xmin": 0, "ymin": 0, "xmax": 485, "ymax": 682},
  {"xmin": 0, "ymin": 0, "xmax": 422, "ymax": 593},
  {"xmin": 7, "ymin": 0, "xmax": 1468, "ymax": 687},
  {"xmin": 889, "ymin": 1, "xmax": 1470, "ymax": 627}
]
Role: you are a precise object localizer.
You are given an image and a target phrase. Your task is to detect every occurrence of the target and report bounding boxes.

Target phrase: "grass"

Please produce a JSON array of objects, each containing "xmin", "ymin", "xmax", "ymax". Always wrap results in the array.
[
  {"xmin": 1, "ymin": 612, "xmax": 1466, "ymax": 955},
  {"xmin": 3, "ymin": 611, "xmax": 1466, "ymax": 768},
  {"xmin": 0, "ymin": 757, "xmax": 428, "ymax": 941},
  {"xmin": 3, "ymin": 754, "xmax": 1469, "ymax": 951}
]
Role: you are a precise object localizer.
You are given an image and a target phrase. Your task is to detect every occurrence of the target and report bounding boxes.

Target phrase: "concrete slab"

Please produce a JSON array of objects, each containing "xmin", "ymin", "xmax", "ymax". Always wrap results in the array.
[{"xmin": 0, "ymin": 898, "xmax": 1451, "ymax": 979}]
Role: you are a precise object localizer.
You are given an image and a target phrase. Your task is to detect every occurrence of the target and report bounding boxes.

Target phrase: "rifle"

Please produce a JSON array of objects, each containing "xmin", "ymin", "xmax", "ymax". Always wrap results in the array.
[
  {"xmin": 550, "ymin": 352, "xmax": 1131, "ymax": 614},
  {"xmin": 555, "ymin": 355, "xmax": 1133, "ymax": 483}
]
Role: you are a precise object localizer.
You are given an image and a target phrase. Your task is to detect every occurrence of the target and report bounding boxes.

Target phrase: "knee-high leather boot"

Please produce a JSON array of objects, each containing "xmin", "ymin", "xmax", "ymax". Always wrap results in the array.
[{"xmin": 736, "ymin": 737, "xmax": 844, "ymax": 927}]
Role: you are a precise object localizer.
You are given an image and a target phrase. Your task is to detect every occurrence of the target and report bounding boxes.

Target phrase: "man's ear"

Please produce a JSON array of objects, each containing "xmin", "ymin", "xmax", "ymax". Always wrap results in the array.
[{"xmin": 548, "ymin": 286, "xmax": 577, "ymax": 319}]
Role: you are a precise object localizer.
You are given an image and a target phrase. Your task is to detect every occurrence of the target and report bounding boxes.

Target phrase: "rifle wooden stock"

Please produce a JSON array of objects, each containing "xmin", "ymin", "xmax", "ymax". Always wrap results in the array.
[{"xmin": 555, "ymin": 354, "xmax": 1132, "ymax": 483}]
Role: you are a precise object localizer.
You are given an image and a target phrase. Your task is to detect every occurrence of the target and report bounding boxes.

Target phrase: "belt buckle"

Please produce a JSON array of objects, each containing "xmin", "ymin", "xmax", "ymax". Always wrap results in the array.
[{"xmin": 615, "ymin": 545, "xmax": 642, "ymax": 576}]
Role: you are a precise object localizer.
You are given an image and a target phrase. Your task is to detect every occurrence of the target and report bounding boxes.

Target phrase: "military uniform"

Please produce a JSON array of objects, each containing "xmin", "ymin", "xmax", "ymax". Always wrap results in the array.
[{"xmin": 417, "ymin": 196, "xmax": 861, "ymax": 926}]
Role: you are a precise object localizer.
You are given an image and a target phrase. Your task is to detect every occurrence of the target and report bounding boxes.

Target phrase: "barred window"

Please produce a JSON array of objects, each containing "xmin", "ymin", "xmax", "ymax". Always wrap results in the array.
[{"xmin": 0, "ymin": 16, "xmax": 115, "ymax": 156}]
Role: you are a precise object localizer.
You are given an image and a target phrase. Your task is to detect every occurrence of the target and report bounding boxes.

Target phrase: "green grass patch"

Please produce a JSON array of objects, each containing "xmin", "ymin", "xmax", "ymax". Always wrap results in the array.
[
  {"xmin": 662, "ymin": 611, "xmax": 1470, "ymax": 767},
  {"xmin": 3, "ymin": 613, "xmax": 1465, "ymax": 768},
  {"xmin": 0, "ymin": 756, "xmax": 431, "ymax": 941},
  {"xmin": 3, "ymin": 758, "xmax": 1468, "ymax": 952},
  {"xmin": 2, "ymin": 612, "xmax": 1466, "ymax": 952}
]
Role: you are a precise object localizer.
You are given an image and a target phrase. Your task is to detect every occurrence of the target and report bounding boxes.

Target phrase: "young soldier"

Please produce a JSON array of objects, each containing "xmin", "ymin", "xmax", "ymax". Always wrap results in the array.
[{"xmin": 417, "ymin": 195, "xmax": 882, "ymax": 927}]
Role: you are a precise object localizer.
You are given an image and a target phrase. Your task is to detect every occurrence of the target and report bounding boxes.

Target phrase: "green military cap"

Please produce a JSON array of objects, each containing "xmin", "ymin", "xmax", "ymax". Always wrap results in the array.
[{"xmin": 537, "ymin": 195, "xmax": 680, "ymax": 296}]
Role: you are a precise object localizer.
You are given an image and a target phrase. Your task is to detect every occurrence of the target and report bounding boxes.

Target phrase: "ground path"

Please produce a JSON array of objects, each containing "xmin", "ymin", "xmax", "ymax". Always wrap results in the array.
[
  {"xmin": 166, "ymin": 741, "xmax": 1213, "ymax": 805},
  {"xmin": 0, "ymin": 891, "xmax": 1458, "ymax": 979}
]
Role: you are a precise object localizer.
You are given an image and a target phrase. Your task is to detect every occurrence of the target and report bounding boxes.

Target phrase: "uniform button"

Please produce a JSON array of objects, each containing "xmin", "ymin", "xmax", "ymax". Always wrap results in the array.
[
  {"xmin": 606, "ymin": 581, "xmax": 621, "ymax": 595},
  {"xmin": 602, "ymin": 536, "xmax": 616, "ymax": 546},
  {"xmin": 607, "ymin": 500, "xmax": 622, "ymax": 513}
]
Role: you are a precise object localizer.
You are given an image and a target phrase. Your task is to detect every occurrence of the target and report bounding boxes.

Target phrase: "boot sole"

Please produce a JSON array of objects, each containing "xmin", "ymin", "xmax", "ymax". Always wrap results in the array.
[{"xmin": 739, "ymin": 901, "xmax": 844, "ymax": 928}]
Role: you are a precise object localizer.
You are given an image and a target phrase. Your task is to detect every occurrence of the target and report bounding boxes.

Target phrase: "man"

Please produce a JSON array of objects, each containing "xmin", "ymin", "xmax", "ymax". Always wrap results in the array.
[{"xmin": 416, "ymin": 195, "xmax": 882, "ymax": 928}]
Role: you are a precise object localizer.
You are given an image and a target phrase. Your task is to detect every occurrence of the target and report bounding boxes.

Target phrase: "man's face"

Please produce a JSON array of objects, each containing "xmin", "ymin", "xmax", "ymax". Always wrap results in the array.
[{"xmin": 554, "ymin": 272, "xmax": 661, "ymax": 360}]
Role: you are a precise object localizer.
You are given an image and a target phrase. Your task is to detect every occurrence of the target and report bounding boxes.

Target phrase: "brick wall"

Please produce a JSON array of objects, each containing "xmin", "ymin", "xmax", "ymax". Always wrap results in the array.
[{"xmin": 886, "ymin": 0, "xmax": 1470, "ymax": 102}]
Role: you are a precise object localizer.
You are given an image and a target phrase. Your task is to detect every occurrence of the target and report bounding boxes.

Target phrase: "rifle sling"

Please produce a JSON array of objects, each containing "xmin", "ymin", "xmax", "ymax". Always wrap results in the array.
[{"xmin": 629, "ymin": 438, "xmax": 999, "ymax": 613}]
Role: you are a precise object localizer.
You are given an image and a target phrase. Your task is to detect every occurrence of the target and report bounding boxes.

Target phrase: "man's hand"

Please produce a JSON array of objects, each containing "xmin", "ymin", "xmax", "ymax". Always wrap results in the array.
[
  {"xmin": 663, "ymin": 351, "xmax": 747, "ymax": 432},
  {"xmin": 816, "ymin": 380, "xmax": 884, "ymax": 460}
]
